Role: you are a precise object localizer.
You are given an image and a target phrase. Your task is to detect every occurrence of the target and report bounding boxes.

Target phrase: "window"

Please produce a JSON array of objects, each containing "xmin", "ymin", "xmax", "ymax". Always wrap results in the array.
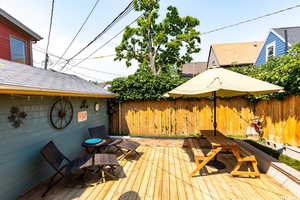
[
  {"xmin": 10, "ymin": 37, "xmax": 26, "ymax": 64},
  {"xmin": 266, "ymin": 42, "xmax": 275, "ymax": 62}
]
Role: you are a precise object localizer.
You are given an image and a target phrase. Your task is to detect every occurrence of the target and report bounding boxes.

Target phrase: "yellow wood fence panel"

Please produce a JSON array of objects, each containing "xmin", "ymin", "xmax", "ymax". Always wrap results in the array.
[{"xmin": 109, "ymin": 95, "xmax": 300, "ymax": 147}]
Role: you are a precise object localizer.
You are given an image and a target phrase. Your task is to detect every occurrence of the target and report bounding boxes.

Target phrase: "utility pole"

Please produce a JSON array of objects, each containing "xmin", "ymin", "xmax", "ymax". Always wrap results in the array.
[
  {"xmin": 45, "ymin": 0, "xmax": 55, "ymax": 69},
  {"xmin": 44, "ymin": 53, "xmax": 49, "ymax": 70}
]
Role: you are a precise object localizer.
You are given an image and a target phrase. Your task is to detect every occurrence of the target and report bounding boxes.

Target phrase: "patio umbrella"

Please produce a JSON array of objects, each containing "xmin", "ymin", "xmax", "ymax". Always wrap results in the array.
[{"xmin": 164, "ymin": 67, "xmax": 284, "ymax": 136}]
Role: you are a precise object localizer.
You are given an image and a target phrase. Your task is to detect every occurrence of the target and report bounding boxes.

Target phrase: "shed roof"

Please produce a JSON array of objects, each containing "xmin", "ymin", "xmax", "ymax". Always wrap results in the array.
[
  {"xmin": 211, "ymin": 41, "xmax": 264, "ymax": 66},
  {"xmin": 0, "ymin": 8, "xmax": 42, "ymax": 41},
  {"xmin": 272, "ymin": 26, "xmax": 300, "ymax": 45},
  {"xmin": 182, "ymin": 62, "xmax": 207, "ymax": 76},
  {"xmin": 0, "ymin": 58, "xmax": 114, "ymax": 98}
]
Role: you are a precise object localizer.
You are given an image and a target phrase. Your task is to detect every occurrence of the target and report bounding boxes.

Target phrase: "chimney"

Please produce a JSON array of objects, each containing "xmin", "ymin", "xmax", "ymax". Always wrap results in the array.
[{"xmin": 284, "ymin": 30, "xmax": 288, "ymax": 54}]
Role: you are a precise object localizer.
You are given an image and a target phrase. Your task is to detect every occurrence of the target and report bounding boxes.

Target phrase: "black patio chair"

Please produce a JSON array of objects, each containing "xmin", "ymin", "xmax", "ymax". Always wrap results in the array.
[
  {"xmin": 40, "ymin": 141, "xmax": 91, "ymax": 197},
  {"xmin": 88, "ymin": 126, "xmax": 140, "ymax": 159}
]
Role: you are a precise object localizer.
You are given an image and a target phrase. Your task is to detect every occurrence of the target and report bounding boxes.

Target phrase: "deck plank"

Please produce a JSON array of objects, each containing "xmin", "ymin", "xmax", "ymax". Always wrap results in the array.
[
  {"xmin": 137, "ymin": 146, "xmax": 155, "ymax": 200},
  {"xmin": 144, "ymin": 146, "xmax": 160, "ymax": 200},
  {"xmin": 18, "ymin": 140, "xmax": 299, "ymax": 200}
]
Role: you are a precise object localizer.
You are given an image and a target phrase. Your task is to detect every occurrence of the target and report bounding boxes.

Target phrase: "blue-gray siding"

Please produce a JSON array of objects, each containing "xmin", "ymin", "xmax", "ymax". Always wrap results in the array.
[
  {"xmin": 0, "ymin": 95, "xmax": 109, "ymax": 200},
  {"xmin": 255, "ymin": 32, "xmax": 287, "ymax": 65}
]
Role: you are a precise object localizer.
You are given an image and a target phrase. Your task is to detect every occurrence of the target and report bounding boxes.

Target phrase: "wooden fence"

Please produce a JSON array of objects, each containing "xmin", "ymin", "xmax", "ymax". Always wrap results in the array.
[{"xmin": 109, "ymin": 95, "xmax": 300, "ymax": 147}]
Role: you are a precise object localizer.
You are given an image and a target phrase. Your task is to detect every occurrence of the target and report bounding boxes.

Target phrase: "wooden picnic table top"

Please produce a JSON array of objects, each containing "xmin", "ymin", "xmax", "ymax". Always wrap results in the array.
[{"xmin": 200, "ymin": 130, "xmax": 237, "ymax": 148}]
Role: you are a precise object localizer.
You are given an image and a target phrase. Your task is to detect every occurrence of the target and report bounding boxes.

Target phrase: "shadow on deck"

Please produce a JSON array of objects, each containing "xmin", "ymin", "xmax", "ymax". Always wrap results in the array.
[{"xmin": 18, "ymin": 138, "xmax": 298, "ymax": 200}]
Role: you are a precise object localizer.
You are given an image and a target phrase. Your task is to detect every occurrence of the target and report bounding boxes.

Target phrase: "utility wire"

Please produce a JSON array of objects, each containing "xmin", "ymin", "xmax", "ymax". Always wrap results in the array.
[
  {"xmin": 201, "ymin": 4, "xmax": 300, "ymax": 35},
  {"xmin": 70, "ymin": 4, "xmax": 300, "ymax": 69},
  {"xmin": 32, "ymin": 4, "xmax": 300, "ymax": 79},
  {"xmin": 66, "ymin": 68, "xmax": 106, "ymax": 82},
  {"xmin": 60, "ymin": 0, "xmax": 134, "ymax": 71},
  {"xmin": 44, "ymin": 0, "xmax": 55, "ymax": 69},
  {"xmin": 32, "ymin": 47, "xmax": 124, "ymax": 76},
  {"xmin": 69, "ymin": 14, "xmax": 142, "ymax": 69},
  {"xmin": 51, "ymin": 0, "xmax": 101, "ymax": 69}
]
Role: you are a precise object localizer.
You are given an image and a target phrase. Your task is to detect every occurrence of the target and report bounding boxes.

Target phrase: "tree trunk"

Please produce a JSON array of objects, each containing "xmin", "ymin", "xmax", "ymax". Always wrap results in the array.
[{"xmin": 148, "ymin": 26, "xmax": 156, "ymax": 75}]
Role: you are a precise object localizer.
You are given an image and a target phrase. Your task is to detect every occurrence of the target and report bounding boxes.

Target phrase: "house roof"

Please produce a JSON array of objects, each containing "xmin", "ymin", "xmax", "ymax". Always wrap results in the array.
[
  {"xmin": 0, "ymin": 58, "xmax": 114, "ymax": 98},
  {"xmin": 272, "ymin": 26, "xmax": 300, "ymax": 46},
  {"xmin": 182, "ymin": 62, "xmax": 207, "ymax": 76},
  {"xmin": 211, "ymin": 41, "xmax": 264, "ymax": 66},
  {"xmin": 0, "ymin": 8, "xmax": 42, "ymax": 41}
]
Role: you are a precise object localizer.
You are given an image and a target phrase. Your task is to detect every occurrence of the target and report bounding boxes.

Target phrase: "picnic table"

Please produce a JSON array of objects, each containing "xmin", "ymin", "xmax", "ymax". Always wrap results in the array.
[{"xmin": 189, "ymin": 130, "xmax": 260, "ymax": 178}]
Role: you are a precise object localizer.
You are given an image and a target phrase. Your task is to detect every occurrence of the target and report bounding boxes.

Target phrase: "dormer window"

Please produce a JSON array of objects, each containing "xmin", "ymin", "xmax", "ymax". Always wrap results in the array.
[
  {"xmin": 266, "ymin": 41, "xmax": 275, "ymax": 62},
  {"xmin": 10, "ymin": 37, "xmax": 26, "ymax": 64}
]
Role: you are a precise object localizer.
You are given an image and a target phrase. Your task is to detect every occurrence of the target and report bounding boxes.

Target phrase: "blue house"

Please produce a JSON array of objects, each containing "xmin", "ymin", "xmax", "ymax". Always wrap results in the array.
[{"xmin": 255, "ymin": 26, "xmax": 300, "ymax": 65}]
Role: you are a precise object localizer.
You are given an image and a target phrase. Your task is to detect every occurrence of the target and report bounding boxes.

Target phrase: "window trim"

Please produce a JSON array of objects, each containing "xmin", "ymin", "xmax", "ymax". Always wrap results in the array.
[
  {"xmin": 265, "ymin": 41, "xmax": 276, "ymax": 62},
  {"xmin": 9, "ymin": 35, "xmax": 27, "ymax": 64}
]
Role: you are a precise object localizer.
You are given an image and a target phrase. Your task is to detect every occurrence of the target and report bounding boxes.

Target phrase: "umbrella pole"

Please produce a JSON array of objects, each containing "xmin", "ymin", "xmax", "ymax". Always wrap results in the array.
[
  {"xmin": 213, "ymin": 91, "xmax": 217, "ymax": 136},
  {"xmin": 207, "ymin": 91, "xmax": 226, "ymax": 169}
]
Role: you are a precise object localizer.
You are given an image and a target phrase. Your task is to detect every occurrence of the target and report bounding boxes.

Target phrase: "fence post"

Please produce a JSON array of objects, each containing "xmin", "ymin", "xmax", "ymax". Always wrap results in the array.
[{"xmin": 119, "ymin": 102, "xmax": 122, "ymax": 135}]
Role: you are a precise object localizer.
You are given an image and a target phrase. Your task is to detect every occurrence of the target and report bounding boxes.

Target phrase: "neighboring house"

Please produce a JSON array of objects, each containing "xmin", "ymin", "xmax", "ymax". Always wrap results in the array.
[
  {"xmin": 0, "ymin": 8, "xmax": 42, "ymax": 65},
  {"xmin": 255, "ymin": 26, "xmax": 300, "ymax": 65},
  {"xmin": 207, "ymin": 41, "xmax": 263, "ymax": 68},
  {"xmin": 0, "ymin": 58, "xmax": 113, "ymax": 200},
  {"xmin": 181, "ymin": 62, "xmax": 207, "ymax": 77},
  {"xmin": 98, "ymin": 82, "xmax": 111, "ymax": 90}
]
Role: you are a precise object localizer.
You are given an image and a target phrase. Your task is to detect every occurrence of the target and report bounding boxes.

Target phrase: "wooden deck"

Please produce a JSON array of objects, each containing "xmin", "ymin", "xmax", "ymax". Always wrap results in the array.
[{"xmin": 19, "ymin": 139, "xmax": 298, "ymax": 200}]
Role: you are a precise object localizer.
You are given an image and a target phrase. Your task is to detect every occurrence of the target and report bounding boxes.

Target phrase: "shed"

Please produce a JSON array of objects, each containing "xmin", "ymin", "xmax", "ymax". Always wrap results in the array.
[{"xmin": 0, "ymin": 58, "xmax": 114, "ymax": 200}]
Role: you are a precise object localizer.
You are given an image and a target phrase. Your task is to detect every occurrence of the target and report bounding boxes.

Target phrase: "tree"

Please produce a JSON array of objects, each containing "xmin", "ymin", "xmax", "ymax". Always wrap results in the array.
[
  {"xmin": 114, "ymin": 0, "xmax": 201, "ymax": 75},
  {"xmin": 230, "ymin": 43, "xmax": 300, "ymax": 101},
  {"xmin": 109, "ymin": 71, "xmax": 189, "ymax": 101}
]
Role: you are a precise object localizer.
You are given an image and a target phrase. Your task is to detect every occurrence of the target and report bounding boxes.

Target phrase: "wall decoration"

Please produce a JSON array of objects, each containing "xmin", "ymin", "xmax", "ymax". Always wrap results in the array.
[
  {"xmin": 94, "ymin": 102, "xmax": 100, "ymax": 112},
  {"xmin": 50, "ymin": 99, "xmax": 73, "ymax": 129},
  {"xmin": 8, "ymin": 106, "xmax": 27, "ymax": 128},
  {"xmin": 77, "ymin": 111, "xmax": 88, "ymax": 122},
  {"xmin": 80, "ymin": 100, "xmax": 89, "ymax": 109}
]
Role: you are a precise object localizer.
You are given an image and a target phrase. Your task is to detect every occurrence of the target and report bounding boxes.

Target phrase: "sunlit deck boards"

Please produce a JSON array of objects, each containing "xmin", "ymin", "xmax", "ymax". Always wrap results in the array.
[{"xmin": 19, "ymin": 140, "xmax": 298, "ymax": 200}]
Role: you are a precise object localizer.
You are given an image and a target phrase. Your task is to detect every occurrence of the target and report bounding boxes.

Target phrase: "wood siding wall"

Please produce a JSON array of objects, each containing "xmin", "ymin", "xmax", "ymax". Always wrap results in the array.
[
  {"xmin": 255, "ymin": 31, "xmax": 286, "ymax": 65},
  {"xmin": 110, "ymin": 95, "xmax": 300, "ymax": 147},
  {"xmin": 0, "ymin": 95, "xmax": 108, "ymax": 200},
  {"xmin": 0, "ymin": 20, "xmax": 33, "ymax": 65}
]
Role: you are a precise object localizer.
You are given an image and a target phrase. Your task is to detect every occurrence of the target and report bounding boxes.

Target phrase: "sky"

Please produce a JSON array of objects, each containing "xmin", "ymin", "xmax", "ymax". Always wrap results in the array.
[{"xmin": 0, "ymin": 0, "xmax": 300, "ymax": 82}]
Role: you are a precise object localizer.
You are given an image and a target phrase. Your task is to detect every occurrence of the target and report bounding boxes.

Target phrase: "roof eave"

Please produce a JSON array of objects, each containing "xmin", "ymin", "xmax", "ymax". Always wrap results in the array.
[
  {"xmin": 0, "ymin": 88, "xmax": 115, "ymax": 98},
  {"xmin": 0, "ymin": 8, "xmax": 43, "ymax": 41}
]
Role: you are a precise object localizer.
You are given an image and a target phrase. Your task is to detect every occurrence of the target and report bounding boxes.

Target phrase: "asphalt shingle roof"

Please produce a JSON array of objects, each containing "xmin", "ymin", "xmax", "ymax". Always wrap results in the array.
[
  {"xmin": 0, "ymin": 58, "xmax": 113, "ymax": 98},
  {"xmin": 272, "ymin": 26, "xmax": 300, "ymax": 45},
  {"xmin": 182, "ymin": 62, "xmax": 207, "ymax": 77},
  {"xmin": 211, "ymin": 41, "xmax": 264, "ymax": 66}
]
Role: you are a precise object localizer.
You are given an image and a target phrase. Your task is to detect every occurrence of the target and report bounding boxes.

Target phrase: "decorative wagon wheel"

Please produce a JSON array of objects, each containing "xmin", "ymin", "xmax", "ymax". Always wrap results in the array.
[{"xmin": 50, "ymin": 98, "xmax": 73, "ymax": 129}]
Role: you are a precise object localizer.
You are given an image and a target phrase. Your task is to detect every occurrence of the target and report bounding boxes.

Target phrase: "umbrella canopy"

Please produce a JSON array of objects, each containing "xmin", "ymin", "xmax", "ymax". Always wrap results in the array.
[
  {"xmin": 164, "ymin": 67, "xmax": 284, "ymax": 136},
  {"xmin": 164, "ymin": 67, "xmax": 284, "ymax": 98}
]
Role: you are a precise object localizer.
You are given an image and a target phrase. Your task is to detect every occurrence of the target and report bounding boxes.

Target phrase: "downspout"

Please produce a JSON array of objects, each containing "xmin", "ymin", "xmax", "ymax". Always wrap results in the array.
[{"xmin": 284, "ymin": 30, "xmax": 288, "ymax": 54}]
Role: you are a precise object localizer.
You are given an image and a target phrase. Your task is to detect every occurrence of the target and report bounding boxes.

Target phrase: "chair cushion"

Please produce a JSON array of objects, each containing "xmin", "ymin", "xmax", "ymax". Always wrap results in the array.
[{"xmin": 84, "ymin": 138, "xmax": 103, "ymax": 145}]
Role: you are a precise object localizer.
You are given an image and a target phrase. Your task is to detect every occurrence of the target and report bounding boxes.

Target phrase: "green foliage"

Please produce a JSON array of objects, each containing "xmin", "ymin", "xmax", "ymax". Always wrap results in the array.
[
  {"xmin": 109, "ymin": 71, "xmax": 189, "ymax": 101},
  {"xmin": 115, "ymin": 0, "xmax": 201, "ymax": 75},
  {"xmin": 230, "ymin": 43, "xmax": 300, "ymax": 101}
]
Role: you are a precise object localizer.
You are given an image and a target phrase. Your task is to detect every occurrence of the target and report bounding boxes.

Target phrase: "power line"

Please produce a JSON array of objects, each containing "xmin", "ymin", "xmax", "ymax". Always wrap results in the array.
[
  {"xmin": 60, "ymin": 0, "xmax": 135, "ymax": 71},
  {"xmin": 44, "ymin": 0, "xmax": 55, "ymax": 69},
  {"xmin": 32, "ymin": 46, "xmax": 124, "ymax": 76},
  {"xmin": 74, "ymin": 65, "xmax": 124, "ymax": 76},
  {"xmin": 51, "ymin": 0, "xmax": 101, "ymax": 69},
  {"xmin": 69, "ymin": 14, "xmax": 142, "ymax": 69},
  {"xmin": 201, "ymin": 4, "xmax": 300, "ymax": 35},
  {"xmin": 70, "ymin": 4, "xmax": 300, "ymax": 69},
  {"xmin": 66, "ymin": 68, "xmax": 106, "ymax": 82}
]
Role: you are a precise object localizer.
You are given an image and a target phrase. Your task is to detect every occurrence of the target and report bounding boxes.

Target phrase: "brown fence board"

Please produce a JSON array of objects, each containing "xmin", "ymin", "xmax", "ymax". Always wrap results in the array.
[{"xmin": 110, "ymin": 95, "xmax": 300, "ymax": 147}]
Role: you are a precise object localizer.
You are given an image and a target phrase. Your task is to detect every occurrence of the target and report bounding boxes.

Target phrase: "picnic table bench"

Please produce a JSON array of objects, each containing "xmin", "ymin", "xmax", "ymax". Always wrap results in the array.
[{"xmin": 188, "ymin": 130, "xmax": 260, "ymax": 178}]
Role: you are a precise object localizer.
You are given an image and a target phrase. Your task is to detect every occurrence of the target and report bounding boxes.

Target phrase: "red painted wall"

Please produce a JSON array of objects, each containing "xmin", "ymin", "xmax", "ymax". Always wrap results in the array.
[{"xmin": 0, "ymin": 21, "xmax": 33, "ymax": 65}]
